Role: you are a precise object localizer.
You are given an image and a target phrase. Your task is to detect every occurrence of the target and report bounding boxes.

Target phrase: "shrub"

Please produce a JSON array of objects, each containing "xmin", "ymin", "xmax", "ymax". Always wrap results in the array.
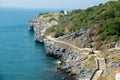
[
  {"xmin": 45, "ymin": 26, "xmax": 55, "ymax": 35},
  {"xmin": 99, "ymin": 18, "xmax": 120, "ymax": 42},
  {"xmin": 54, "ymin": 27, "xmax": 65, "ymax": 38}
]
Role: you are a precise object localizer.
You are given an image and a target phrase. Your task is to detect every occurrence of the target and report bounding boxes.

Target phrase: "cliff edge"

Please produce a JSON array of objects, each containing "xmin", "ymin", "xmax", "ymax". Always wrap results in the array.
[{"xmin": 29, "ymin": 4, "xmax": 120, "ymax": 79}]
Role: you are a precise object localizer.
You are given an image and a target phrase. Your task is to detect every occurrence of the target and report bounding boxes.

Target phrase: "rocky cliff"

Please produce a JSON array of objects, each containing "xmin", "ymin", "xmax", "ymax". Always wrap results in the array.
[
  {"xmin": 29, "ymin": 12, "xmax": 120, "ymax": 80},
  {"xmin": 29, "ymin": 13, "xmax": 61, "ymax": 43},
  {"xmin": 44, "ymin": 37, "xmax": 97, "ymax": 80}
]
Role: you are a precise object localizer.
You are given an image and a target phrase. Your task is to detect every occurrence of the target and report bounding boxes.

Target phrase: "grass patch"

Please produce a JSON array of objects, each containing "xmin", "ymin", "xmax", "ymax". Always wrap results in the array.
[{"xmin": 84, "ymin": 56, "xmax": 96, "ymax": 68}]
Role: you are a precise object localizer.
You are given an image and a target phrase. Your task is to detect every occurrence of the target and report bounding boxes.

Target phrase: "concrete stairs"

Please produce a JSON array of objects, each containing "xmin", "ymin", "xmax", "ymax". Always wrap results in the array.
[
  {"xmin": 97, "ymin": 58, "xmax": 106, "ymax": 70},
  {"xmin": 92, "ymin": 70, "xmax": 103, "ymax": 80},
  {"xmin": 91, "ymin": 58, "xmax": 106, "ymax": 80}
]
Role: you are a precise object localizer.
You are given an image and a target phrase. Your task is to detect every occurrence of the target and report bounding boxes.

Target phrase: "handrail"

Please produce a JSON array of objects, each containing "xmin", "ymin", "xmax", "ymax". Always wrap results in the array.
[{"xmin": 90, "ymin": 68, "xmax": 99, "ymax": 80}]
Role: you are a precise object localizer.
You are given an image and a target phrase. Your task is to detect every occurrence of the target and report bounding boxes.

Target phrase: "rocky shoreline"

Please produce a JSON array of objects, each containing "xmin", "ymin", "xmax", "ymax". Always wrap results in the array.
[
  {"xmin": 29, "ymin": 12, "xmax": 120, "ymax": 80},
  {"xmin": 44, "ymin": 37, "xmax": 96, "ymax": 80},
  {"xmin": 29, "ymin": 12, "xmax": 97, "ymax": 80}
]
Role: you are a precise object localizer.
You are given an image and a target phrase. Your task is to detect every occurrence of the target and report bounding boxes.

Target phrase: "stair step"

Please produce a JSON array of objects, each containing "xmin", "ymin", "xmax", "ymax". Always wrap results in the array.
[{"xmin": 92, "ymin": 70, "xmax": 103, "ymax": 80}]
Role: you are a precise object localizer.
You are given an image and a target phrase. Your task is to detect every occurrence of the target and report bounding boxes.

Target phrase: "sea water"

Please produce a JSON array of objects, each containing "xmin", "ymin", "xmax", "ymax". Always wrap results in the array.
[{"xmin": 0, "ymin": 8, "xmax": 73, "ymax": 80}]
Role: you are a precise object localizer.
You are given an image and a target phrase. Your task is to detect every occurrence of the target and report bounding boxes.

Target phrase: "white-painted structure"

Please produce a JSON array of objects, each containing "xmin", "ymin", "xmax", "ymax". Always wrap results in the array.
[{"xmin": 64, "ymin": 10, "xmax": 68, "ymax": 15}]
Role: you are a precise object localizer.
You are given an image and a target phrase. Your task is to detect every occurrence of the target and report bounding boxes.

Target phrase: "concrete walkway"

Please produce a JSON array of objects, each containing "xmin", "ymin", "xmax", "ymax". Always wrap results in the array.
[
  {"xmin": 46, "ymin": 36, "xmax": 92, "ymax": 53},
  {"xmin": 92, "ymin": 70, "xmax": 103, "ymax": 80},
  {"xmin": 91, "ymin": 58, "xmax": 106, "ymax": 80},
  {"xmin": 46, "ymin": 36, "xmax": 106, "ymax": 80}
]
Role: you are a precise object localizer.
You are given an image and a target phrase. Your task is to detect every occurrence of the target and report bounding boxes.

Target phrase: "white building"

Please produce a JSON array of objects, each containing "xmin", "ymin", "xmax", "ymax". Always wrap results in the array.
[{"xmin": 64, "ymin": 10, "xmax": 68, "ymax": 15}]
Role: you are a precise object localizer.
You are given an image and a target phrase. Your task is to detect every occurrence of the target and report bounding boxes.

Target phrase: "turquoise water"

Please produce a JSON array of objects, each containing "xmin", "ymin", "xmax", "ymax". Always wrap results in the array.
[{"xmin": 0, "ymin": 8, "xmax": 66, "ymax": 80}]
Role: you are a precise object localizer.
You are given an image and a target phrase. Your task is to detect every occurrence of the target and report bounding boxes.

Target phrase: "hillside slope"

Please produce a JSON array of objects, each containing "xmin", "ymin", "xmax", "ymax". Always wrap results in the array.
[
  {"xmin": 45, "ymin": 0, "xmax": 120, "ymax": 49},
  {"xmin": 29, "ymin": 1, "xmax": 120, "ymax": 80}
]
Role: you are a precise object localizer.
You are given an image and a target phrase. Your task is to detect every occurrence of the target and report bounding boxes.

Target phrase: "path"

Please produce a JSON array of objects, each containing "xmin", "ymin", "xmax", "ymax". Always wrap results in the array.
[
  {"xmin": 46, "ymin": 36, "xmax": 91, "ymax": 53},
  {"xmin": 46, "ymin": 36, "xmax": 106, "ymax": 80}
]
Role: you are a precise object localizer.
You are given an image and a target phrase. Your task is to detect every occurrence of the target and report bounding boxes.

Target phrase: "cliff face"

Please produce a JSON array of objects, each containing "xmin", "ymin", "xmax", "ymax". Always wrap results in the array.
[
  {"xmin": 29, "ymin": 20, "xmax": 48, "ymax": 43},
  {"xmin": 29, "ymin": 12, "xmax": 120, "ymax": 80},
  {"xmin": 60, "ymin": 28, "xmax": 94, "ymax": 48},
  {"xmin": 29, "ymin": 13, "xmax": 61, "ymax": 43},
  {"xmin": 44, "ymin": 37, "xmax": 96, "ymax": 80},
  {"xmin": 44, "ymin": 36, "xmax": 120, "ymax": 80}
]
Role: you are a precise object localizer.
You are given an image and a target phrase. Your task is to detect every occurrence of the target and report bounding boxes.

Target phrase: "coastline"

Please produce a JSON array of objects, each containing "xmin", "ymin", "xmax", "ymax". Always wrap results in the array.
[
  {"xmin": 29, "ymin": 12, "xmax": 96, "ymax": 80},
  {"xmin": 29, "ymin": 10, "xmax": 120, "ymax": 80}
]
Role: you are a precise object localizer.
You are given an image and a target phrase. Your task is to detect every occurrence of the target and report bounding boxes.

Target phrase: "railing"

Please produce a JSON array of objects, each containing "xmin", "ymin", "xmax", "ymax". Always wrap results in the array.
[{"xmin": 90, "ymin": 68, "xmax": 99, "ymax": 80}]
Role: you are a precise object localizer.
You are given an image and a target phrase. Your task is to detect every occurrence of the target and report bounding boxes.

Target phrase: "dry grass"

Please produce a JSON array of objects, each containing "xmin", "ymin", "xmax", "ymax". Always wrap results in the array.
[
  {"xmin": 48, "ymin": 32, "xmax": 55, "ymax": 37},
  {"xmin": 98, "ymin": 67, "xmax": 120, "ymax": 80},
  {"xmin": 84, "ymin": 56, "xmax": 96, "ymax": 68},
  {"xmin": 36, "ymin": 13, "xmax": 63, "ymax": 21}
]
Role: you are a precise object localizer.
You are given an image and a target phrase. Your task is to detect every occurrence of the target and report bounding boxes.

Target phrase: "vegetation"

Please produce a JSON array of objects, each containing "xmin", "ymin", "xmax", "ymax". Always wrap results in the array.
[
  {"xmin": 84, "ymin": 56, "xmax": 96, "ymax": 68},
  {"xmin": 45, "ymin": 0, "xmax": 120, "ymax": 42},
  {"xmin": 45, "ymin": 24, "xmax": 65, "ymax": 37},
  {"xmin": 99, "ymin": 18, "xmax": 120, "ymax": 42},
  {"xmin": 45, "ymin": 25, "xmax": 56, "ymax": 35},
  {"xmin": 54, "ymin": 26, "xmax": 65, "ymax": 37}
]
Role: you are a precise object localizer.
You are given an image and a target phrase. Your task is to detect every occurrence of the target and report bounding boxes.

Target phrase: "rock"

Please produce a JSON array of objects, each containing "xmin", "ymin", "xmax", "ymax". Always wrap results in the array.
[
  {"xmin": 109, "ymin": 61, "xmax": 120, "ymax": 69},
  {"xmin": 43, "ymin": 37, "xmax": 95, "ymax": 79},
  {"xmin": 29, "ymin": 13, "xmax": 97, "ymax": 80},
  {"xmin": 29, "ymin": 13, "xmax": 59, "ymax": 43}
]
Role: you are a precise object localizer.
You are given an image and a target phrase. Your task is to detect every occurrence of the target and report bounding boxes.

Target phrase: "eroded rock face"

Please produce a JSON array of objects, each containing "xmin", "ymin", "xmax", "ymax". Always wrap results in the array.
[
  {"xmin": 60, "ymin": 29, "xmax": 94, "ymax": 48},
  {"xmin": 29, "ymin": 20, "xmax": 58, "ymax": 43},
  {"xmin": 34, "ymin": 21, "xmax": 49, "ymax": 43},
  {"xmin": 29, "ymin": 12, "xmax": 120, "ymax": 80},
  {"xmin": 29, "ymin": 13, "xmax": 60, "ymax": 43},
  {"xmin": 44, "ymin": 38, "xmax": 96, "ymax": 80}
]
